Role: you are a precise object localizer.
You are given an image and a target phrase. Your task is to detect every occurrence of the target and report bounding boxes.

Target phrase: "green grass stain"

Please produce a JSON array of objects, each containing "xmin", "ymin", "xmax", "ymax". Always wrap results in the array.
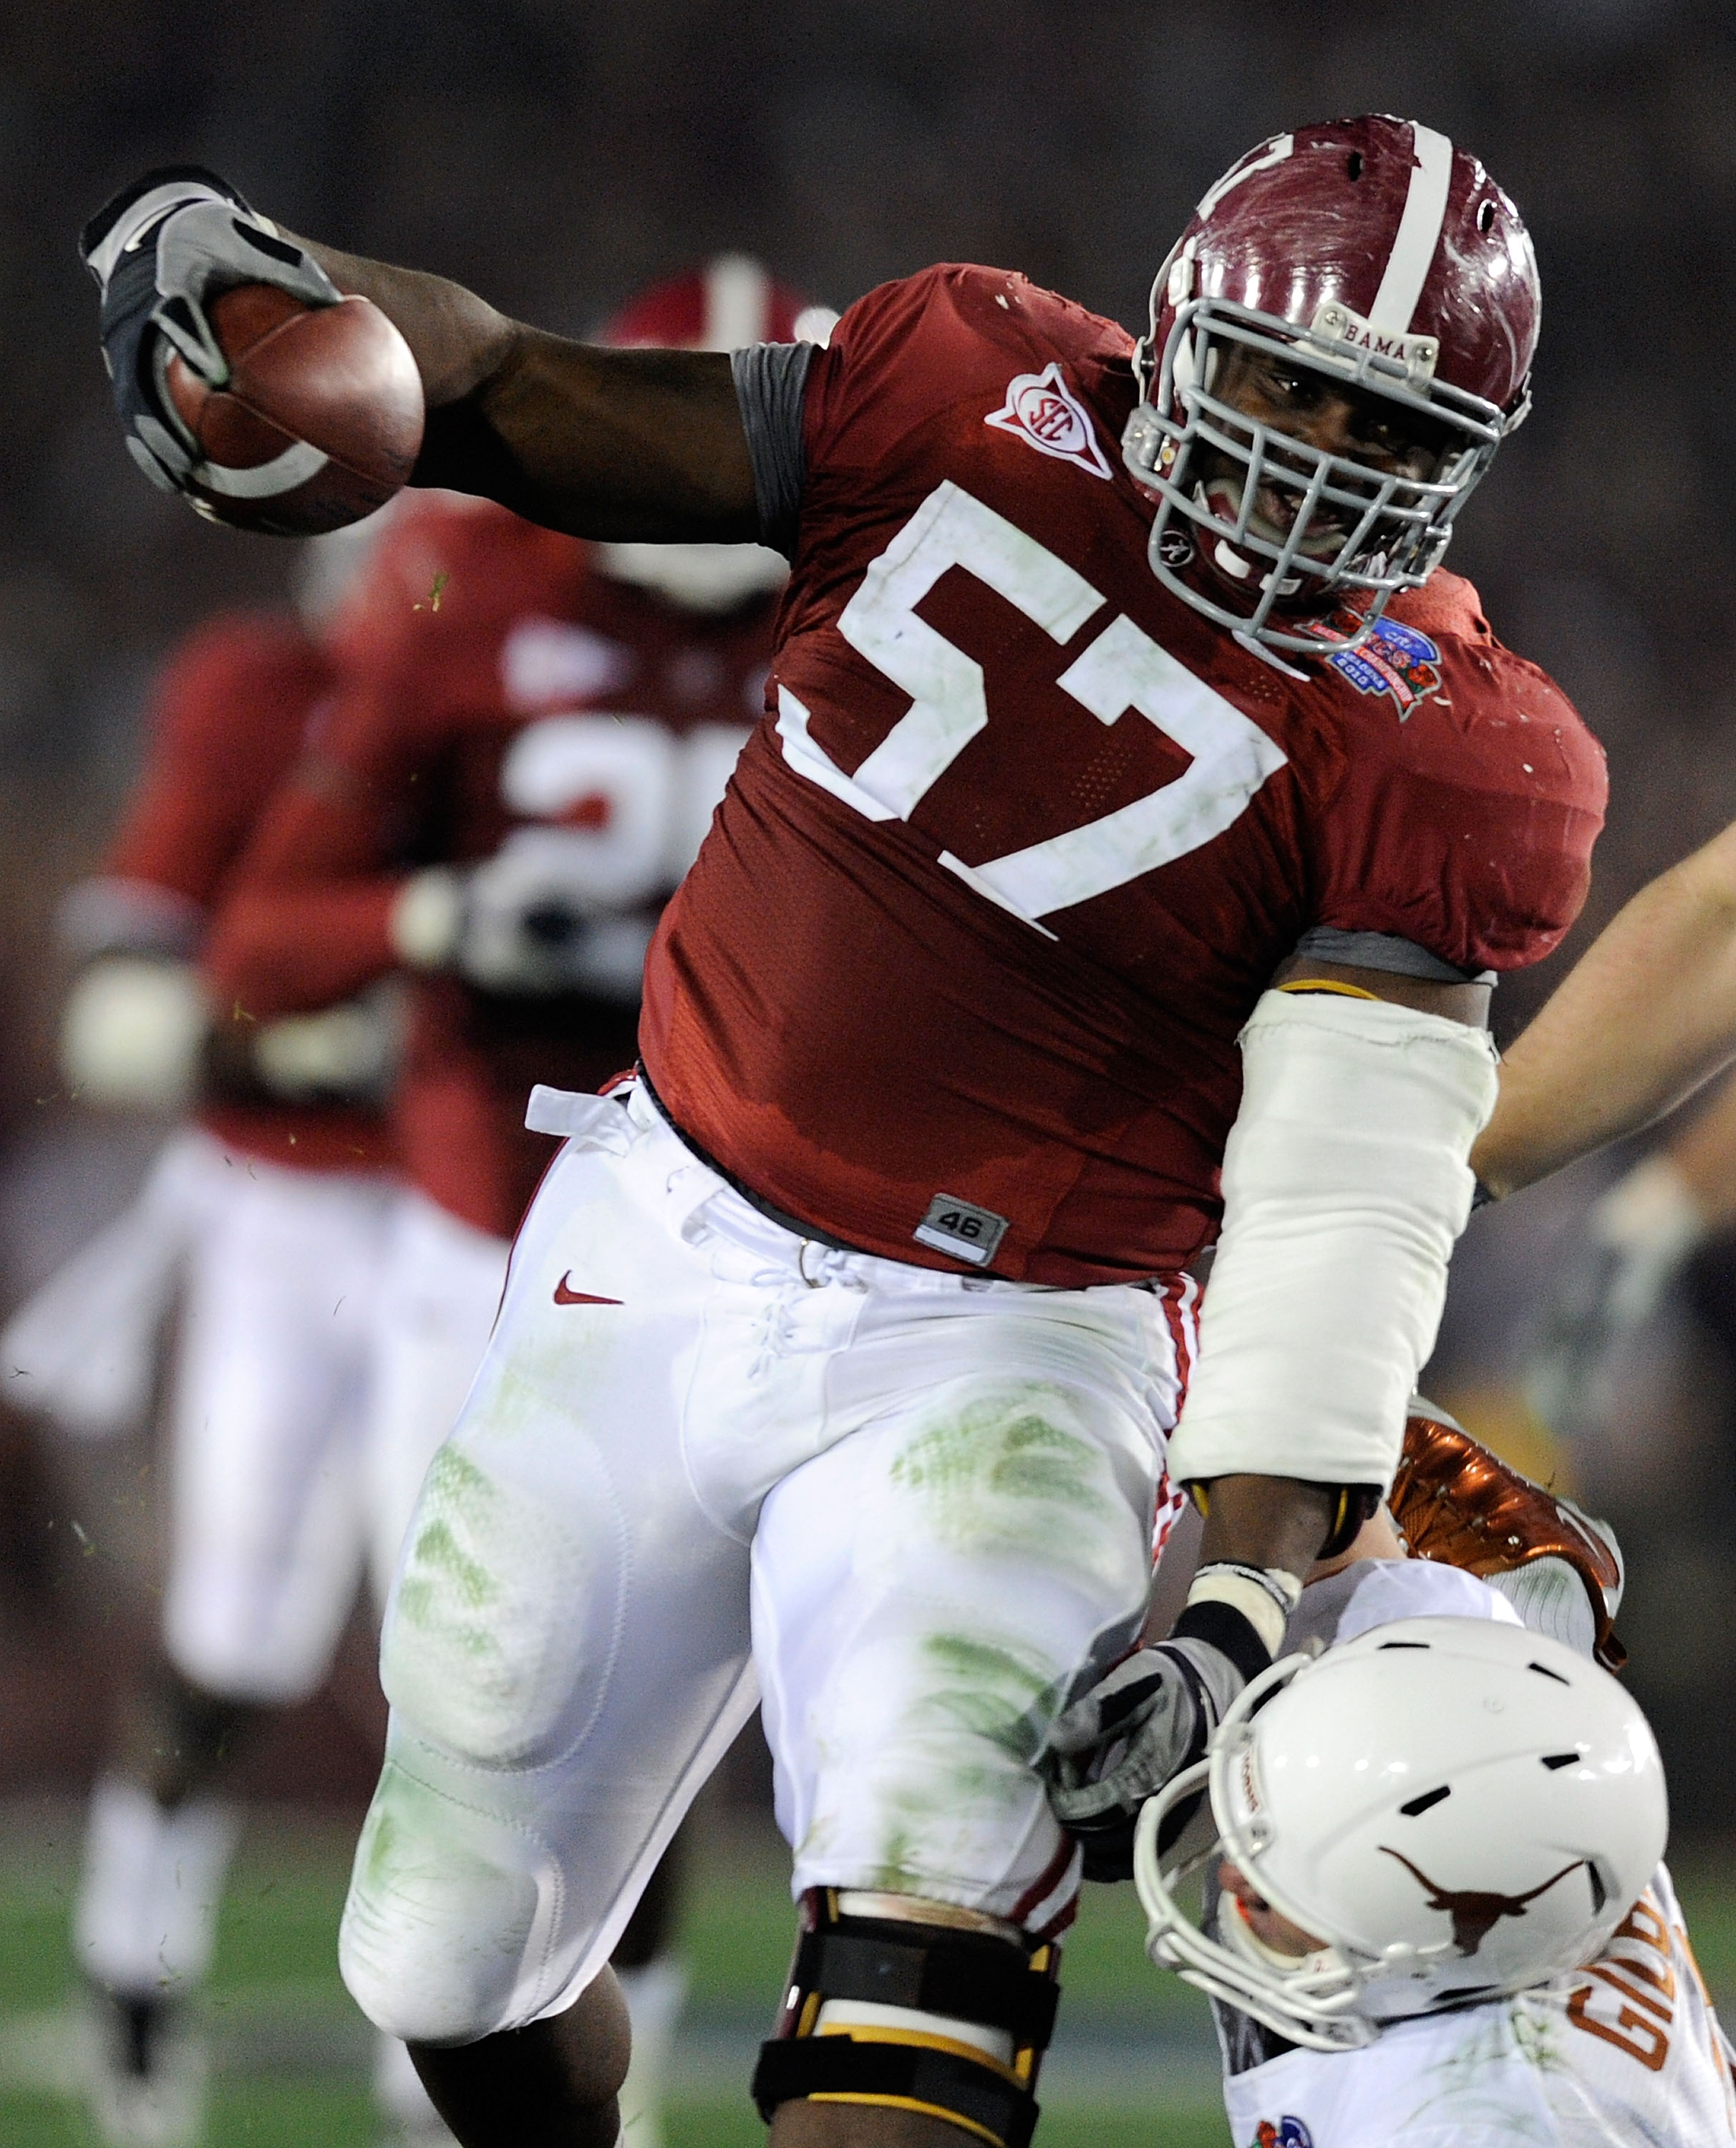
[
  {"xmin": 393, "ymin": 1450, "xmax": 503, "ymax": 1630},
  {"xmin": 399, "ymin": 1521, "xmax": 495, "ymax": 1613},
  {"xmin": 888, "ymin": 1386, "xmax": 1113, "ymax": 1558},
  {"xmin": 919, "ymin": 1632, "xmax": 1054, "ymax": 1758},
  {"xmin": 863, "ymin": 1630, "xmax": 1067, "ymax": 1884},
  {"xmin": 422, "ymin": 1445, "xmax": 495, "ymax": 1511},
  {"xmin": 870, "ymin": 1827, "xmax": 926, "ymax": 1895},
  {"xmin": 359, "ymin": 1802, "xmax": 398, "ymax": 1891}
]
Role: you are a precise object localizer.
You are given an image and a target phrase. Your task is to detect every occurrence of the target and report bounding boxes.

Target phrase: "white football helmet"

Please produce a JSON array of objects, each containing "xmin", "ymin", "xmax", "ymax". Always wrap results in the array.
[{"xmin": 1133, "ymin": 1616, "xmax": 1667, "ymax": 2050}]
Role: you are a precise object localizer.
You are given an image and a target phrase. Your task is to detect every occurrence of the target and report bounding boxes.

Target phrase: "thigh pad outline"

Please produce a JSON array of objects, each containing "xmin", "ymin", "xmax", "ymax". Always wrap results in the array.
[{"xmin": 381, "ymin": 1410, "xmax": 626, "ymax": 1771}]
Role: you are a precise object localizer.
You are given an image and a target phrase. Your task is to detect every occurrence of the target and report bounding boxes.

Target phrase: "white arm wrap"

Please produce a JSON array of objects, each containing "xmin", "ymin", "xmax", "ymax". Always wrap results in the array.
[{"xmin": 1166, "ymin": 989, "xmax": 1499, "ymax": 1494}]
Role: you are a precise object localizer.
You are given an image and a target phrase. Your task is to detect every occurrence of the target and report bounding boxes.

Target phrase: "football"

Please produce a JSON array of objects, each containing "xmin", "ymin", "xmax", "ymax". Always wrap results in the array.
[{"xmin": 162, "ymin": 284, "xmax": 425, "ymax": 535}]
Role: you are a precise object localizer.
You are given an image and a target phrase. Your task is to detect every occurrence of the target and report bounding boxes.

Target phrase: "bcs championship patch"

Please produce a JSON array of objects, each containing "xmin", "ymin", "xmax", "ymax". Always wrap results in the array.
[
  {"xmin": 1327, "ymin": 612, "xmax": 1442, "ymax": 719},
  {"xmin": 1255, "ymin": 2122, "xmax": 1314, "ymax": 2148},
  {"xmin": 984, "ymin": 362, "xmax": 1113, "ymax": 480}
]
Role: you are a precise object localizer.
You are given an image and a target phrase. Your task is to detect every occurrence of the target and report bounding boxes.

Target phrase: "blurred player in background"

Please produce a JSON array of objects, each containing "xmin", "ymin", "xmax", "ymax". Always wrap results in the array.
[
  {"xmin": 0, "ymin": 568, "xmax": 420, "ymax": 2146},
  {"xmin": 205, "ymin": 258, "xmax": 835, "ymax": 2148},
  {"xmin": 1138, "ymin": 1408, "xmax": 1736, "ymax": 2146},
  {"xmin": 1454, "ymin": 815, "xmax": 1736, "ymax": 1432},
  {"xmin": 1520, "ymin": 1073, "xmax": 1736, "ymax": 1438}
]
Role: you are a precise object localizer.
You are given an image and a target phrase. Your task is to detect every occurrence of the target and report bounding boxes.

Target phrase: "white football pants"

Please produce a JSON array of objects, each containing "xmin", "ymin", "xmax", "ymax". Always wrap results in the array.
[
  {"xmin": 165, "ymin": 1161, "xmax": 509, "ymax": 1704},
  {"xmin": 341, "ymin": 1083, "xmax": 1184, "ymax": 2046},
  {"xmin": 163, "ymin": 1153, "xmax": 397, "ymax": 1702}
]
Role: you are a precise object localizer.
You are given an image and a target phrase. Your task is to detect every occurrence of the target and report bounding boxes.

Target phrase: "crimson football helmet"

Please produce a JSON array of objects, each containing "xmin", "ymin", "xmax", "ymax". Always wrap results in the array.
[
  {"xmin": 596, "ymin": 256, "xmax": 837, "ymax": 613},
  {"xmin": 1124, "ymin": 116, "xmax": 1541, "ymax": 656}
]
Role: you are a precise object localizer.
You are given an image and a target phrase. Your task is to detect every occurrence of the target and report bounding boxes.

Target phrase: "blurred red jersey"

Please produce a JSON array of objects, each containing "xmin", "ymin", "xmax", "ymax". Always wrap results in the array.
[
  {"xmin": 644, "ymin": 265, "xmax": 1608, "ymax": 1285},
  {"xmin": 208, "ymin": 496, "xmax": 777, "ymax": 1238},
  {"xmin": 97, "ymin": 611, "xmax": 391, "ymax": 1174}
]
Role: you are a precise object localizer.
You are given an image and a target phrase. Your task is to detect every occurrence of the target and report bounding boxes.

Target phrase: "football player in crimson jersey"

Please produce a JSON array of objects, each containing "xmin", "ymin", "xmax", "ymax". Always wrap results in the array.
[
  {"xmin": 87, "ymin": 118, "xmax": 1605, "ymax": 2148},
  {"xmin": 0, "ymin": 599, "xmax": 431, "ymax": 2146},
  {"xmin": 202, "ymin": 261, "xmax": 828, "ymax": 2148}
]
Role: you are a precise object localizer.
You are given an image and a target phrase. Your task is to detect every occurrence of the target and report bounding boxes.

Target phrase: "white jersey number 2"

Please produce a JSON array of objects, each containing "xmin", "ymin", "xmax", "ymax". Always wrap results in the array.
[
  {"xmin": 775, "ymin": 480, "xmax": 1286, "ymax": 935},
  {"xmin": 498, "ymin": 715, "xmax": 752, "ymax": 911}
]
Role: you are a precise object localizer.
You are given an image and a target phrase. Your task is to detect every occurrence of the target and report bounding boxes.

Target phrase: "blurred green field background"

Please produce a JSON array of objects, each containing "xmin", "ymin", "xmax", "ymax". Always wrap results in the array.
[{"xmin": 4, "ymin": 1803, "xmax": 1734, "ymax": 2148}]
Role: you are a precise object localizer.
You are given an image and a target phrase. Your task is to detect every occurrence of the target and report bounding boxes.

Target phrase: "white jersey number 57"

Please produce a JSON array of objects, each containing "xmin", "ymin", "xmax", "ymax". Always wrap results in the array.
[{"xmin": 776, "ymin": 480, "xmax": 1286, "ymax": 934}]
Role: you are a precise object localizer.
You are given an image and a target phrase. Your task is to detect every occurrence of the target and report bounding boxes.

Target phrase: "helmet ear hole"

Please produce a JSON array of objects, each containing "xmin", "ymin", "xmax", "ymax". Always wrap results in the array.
[
  {"xmin": 1346, "ymin": 150, "xmax": 1364, "ymax": 180},
  {"xmin": 1477, "ymin": 198, "xmax": 1496, "ymax": 233}
]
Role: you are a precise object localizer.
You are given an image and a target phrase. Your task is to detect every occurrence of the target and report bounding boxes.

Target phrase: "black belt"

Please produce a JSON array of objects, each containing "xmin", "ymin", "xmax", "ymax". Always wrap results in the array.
[{"xmin": 633, "ymin": 1063, "xmax": 876, "ymax": 1259}]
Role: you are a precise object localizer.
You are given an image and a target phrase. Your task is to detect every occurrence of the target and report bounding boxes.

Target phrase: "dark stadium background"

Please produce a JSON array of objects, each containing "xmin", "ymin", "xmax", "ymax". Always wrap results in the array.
[{"xmin": 0, "ymin": 4, "xmax": 1732, "ymax": 2142}]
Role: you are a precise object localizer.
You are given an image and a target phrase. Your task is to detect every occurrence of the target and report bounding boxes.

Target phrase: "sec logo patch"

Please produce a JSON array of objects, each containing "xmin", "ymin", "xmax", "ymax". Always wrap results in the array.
[
  {"xmin": 1255, "ymin": 2121, "xmax": 1314, "ymax": 2148},
  {"xmin": 984, "ymin": 362, "xmax": 1113, "ymax": 480}
]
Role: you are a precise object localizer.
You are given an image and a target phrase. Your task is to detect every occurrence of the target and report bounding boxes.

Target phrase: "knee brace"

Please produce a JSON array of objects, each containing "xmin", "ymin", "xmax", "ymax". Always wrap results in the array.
[{"xmin": 752, "ymin": 1889, "xmax": 1060, "ymax": 2148}]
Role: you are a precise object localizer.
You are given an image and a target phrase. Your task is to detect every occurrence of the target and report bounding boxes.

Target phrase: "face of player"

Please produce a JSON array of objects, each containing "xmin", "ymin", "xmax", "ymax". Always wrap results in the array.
[
  {"xmin": 1218, "ymin": 1858, "xmax": 1325, "ymax": 1958},
  {"xmin": 1193, "ymin": 343, "xmax": 1453, "ymax": 570}
]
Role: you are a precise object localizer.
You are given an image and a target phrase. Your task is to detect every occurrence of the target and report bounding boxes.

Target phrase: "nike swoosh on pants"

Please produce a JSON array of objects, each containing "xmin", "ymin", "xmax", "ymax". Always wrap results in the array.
[{"xmin": 553, "ymin": 1274, "xmax": 623, "ymax": 1306}]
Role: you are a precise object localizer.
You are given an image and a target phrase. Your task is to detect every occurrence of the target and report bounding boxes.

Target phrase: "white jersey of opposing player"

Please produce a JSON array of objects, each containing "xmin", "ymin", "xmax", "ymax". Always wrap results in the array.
[{"xmin": 1217, "ymin": 1557, "xmax": 1736, "ymax": 2148}]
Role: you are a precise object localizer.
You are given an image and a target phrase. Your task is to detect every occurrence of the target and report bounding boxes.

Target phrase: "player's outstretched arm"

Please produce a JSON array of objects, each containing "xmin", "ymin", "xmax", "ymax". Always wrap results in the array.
[
  {"xmin": 301, "ymin": 237, "xmax": 760, "ymax": 543},
  {"xmin": 1473, "ymin": 818, "xmax": 1736, "ymax": 1198}
]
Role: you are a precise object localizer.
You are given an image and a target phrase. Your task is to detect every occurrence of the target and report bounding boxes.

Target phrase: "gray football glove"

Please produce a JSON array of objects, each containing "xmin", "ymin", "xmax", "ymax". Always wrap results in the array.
[
  {"xmin": 81, "ymin": 166, "xmax": 339, "ymax": 499},
  {"xmin": 1040, "ymin": 1637, "xmax": 1246, "ymax": 1882}
]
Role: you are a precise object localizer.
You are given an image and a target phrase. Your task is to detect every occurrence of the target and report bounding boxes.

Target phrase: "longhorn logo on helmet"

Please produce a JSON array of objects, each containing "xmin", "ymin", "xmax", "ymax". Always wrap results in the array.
[{"xmin": 1381, "ymin": 1847, "xmax": 1589, "ymax": 1955}]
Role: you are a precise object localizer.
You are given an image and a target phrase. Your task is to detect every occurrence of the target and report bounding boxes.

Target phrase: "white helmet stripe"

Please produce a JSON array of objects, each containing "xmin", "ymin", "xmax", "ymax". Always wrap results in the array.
[
  {"xmin": 702, "ymin": 252, "xmax": 772, "ymax": 352},
  {"xmin": 1367, "ymin": 124, "xmax": 1454, "ymax": 338},
  {"xmin": 1194, "ymin": 133, "xmax": 1293, "ymax": 221}
]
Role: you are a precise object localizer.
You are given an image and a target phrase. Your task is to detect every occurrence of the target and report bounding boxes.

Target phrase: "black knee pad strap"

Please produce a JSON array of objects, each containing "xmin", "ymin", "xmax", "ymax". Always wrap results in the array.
[
  {"xmin": 785, "ymin": 1926, "xmax": 1059, "ymax": 2048},
  {"xmin": 752, "ymin": 2033, "xmax": 1038, "ymax": 2148}
]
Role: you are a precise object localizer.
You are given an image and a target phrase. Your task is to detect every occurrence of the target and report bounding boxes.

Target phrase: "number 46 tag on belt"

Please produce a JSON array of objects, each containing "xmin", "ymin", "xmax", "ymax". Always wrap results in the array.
[{"xmin": 914, "ymin": 1194, "xmax": 1009, "ymax": 1267}]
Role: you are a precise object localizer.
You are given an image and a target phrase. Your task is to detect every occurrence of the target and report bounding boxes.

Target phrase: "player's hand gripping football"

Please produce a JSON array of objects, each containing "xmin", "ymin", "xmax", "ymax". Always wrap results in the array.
[
  {"xmin": 1522, "ymin": 1156, "xmax": 1705, "ymax": 1436},
  {"xmin": 1040, "ymin": 1635, "xmax": 1247, "ymax": 1882},
  {"xmin": 82, "ymin": 168, "xmax": 422, "ymax": 531},
  {"xmin": 82, "ymin": 168, "xmax": 342, "ymax": 496}
]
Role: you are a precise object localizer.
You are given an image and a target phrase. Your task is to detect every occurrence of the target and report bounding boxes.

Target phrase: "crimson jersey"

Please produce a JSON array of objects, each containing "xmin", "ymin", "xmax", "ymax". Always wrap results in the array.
[
  {"xmin": 94, "ymin": 611, "xmax": 391, "ymax": 1174},
  {"xmin": 207, "ymin": 496, "xmax": 777, "ymax": 1239},
  {"xmin": 644, "ymin": 266, "xmax": 1607, "ymax": 1286}
]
